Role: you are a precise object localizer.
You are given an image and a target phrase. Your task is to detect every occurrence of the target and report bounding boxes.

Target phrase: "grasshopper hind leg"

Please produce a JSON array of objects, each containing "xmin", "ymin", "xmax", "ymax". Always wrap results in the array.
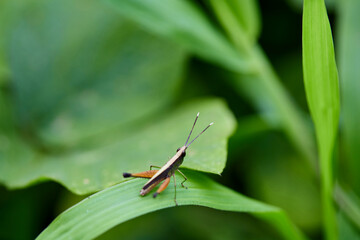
[
  {"xmin": 153, "ymin": 177, "xmax": 171, "ymax": 198},
  {"xmin": 122, "ymin": 170, "xmax": 158, "ymax": 179}
]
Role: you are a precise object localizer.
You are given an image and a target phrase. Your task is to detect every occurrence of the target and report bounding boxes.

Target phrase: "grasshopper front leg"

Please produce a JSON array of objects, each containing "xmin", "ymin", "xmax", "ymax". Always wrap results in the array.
[{"xmin": 177, "ymin": 169, "xmax": 188, "ymax": 189}]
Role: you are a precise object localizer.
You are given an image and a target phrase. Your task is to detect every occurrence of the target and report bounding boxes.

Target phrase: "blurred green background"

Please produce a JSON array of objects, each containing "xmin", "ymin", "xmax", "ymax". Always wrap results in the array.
[{"xmin": 1, "ymin": 0, "xmax": 359, "ymax": 239}]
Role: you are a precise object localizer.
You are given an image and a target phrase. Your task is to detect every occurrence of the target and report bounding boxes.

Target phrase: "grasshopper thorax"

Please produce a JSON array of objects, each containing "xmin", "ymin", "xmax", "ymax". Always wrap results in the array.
[{"xmin": 176, "ymin": 146, "xmax": 187, "ymax": 157}]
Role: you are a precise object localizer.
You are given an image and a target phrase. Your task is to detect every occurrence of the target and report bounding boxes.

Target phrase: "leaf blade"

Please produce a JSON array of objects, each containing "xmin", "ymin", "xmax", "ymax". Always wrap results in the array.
[
  {"xmin": 36, "ymin": 171, "xmax": 307, "ymax": 240},
  {"xmin": 0, "ymin": 99, "xmax": 236, "ymax": 194},
  {"xmin": 302, "ymin": 0, "xmax": 340, "ymax": 238},
  {"xmin": 108, "ymin": 0, "xmax": 317, "ymax": 171},
  {"xmin": 107, "ymin": 0, "xmax": 251, "ymax": 72}
]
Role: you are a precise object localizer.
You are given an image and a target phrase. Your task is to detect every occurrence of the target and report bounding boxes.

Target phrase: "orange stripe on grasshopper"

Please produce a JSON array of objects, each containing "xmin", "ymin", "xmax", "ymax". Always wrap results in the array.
[
  {"xmin": 122, "ymin": 113, "xmax": 213, "ymax": 206},
  {"xmin": 153, "ymin": 177, "xmax": 171, "ymax": 198},
  {"xmin": 123, "ymin": 170, "xmax": 158, "ymax": 179}
]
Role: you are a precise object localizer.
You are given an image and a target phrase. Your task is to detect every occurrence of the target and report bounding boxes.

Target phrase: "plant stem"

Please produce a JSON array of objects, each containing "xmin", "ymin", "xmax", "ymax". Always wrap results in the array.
[{"xmin": 209, "ymin": 0, "xmax": 317, "ymax": 170}]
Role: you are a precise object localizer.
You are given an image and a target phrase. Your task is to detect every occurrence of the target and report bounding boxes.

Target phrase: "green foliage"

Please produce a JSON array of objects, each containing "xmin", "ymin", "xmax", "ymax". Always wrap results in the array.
[
  {"xmin": 338, "ymin": 213, "xmax": 360, "ymax": 240},
  {"xmin": 109, "ymin": 0, "xmax": 317, "ymax": 171},
  {"xmin": 0, "ymin": 0, "xmax": 236, "ymax": 195},
  {"xmin": 1, "ymin": 0, "xmax": 360, "ymax": 239},
  {"xmin": 338, "ymin": 0, "xmax": 360, "ymax": 193},
  {"xmin": 107, "ymin": 0, "xmax": 250, "ymax": 72},
  {"xmin": 302, "ymin": 0, "xmax": 340, "ymax": 239},
  {"xmin": 37, "ymin": 171, "xmax": 305, "ymax": 240},
  {"xmin": 0, "ymin": 98, "xmax": 235, "ymax": 194},
  {"xmin": 5, "ymin": 0, "xmax": 185, "ymax": 146}
]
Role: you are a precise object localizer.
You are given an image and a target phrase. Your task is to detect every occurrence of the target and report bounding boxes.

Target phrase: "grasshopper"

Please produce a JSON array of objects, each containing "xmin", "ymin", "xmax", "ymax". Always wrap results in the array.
[{"xmin": 123, "ymin": 113, "xmax": 213, "ymax": 205}]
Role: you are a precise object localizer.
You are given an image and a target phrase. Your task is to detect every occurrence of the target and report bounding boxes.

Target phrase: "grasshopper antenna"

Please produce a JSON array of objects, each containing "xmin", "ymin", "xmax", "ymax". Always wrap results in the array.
[
  {"xmin": 185, "ymin": 112, "xmax": 199, "ymax": 146},
  {"xmin": 186, "ymin": 122, "xmax": 214, "ymax": 148}
]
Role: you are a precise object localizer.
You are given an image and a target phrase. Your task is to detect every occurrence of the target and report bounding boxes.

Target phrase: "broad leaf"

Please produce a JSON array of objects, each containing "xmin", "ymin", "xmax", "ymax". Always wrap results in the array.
[
  {"xmin": 0, "ymin": 99, "xmax": 236, "ymax": 194},
  {"xmin": 36, "ymin": 171, "xmax": 307, "ymax": 240},
  {"xmin": 108, "ymin": 0, "xmax": 317, "ymax": 170},
  {"xmin": 0, "ymin": 0, "xmax": 236, "ymax": 194},
  {"xmin": 3, "ymin": 0, "xmax": 185, "ymax": 146}
]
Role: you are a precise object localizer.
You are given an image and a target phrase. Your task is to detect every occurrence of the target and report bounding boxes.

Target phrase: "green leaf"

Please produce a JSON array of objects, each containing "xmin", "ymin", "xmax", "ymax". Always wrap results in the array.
[
  {"xmin": 36, "ymin": 171, "xmax": 307, "ymax": 240},
  {"xmin": 335, "ymin": 185, "xmax": 360, "ymax": 231},
  {"xmin": 0, "ymin": 0, "xmax": 235, "ymax": 196},
  {"xmin": 108, "ymin": 0, "xmax": 317, "ymax": 172},
  {"xmin": 302, "ymin": 0, "xmax": 340, "ymax": 239},
  {"xmin": 225, "ymin": 0, "xmax": 261, "ymax": 43},
  {"xmin": 4, "ymin": 0, "xmax": 186, "ymax": 146},
  {"xmin": 0, "ymin": 99, "xmax": 236, "ymax": 194},
  {"xmin": 209, "ymin": 0, "xmax": 317, "ymax": 169},
  {"xmin": 338, "ymin": 0, "xmax": 360, "ymax": 192},
  {"xmin": 229, "ymin": 50, "xmax": 317, "ymax": 169},
  {"xmin": 209, "ymin": 0, "xmax": 260, "ymax": 50},
  {"xmin": 338, "ymin": 212, "xmax": 360, "ymax": 240},
  {"xmin": 107, "ymin": 0, "xmax": 251, "ymax": 73},
  {"xmin": 285, "ymin": 0, "xmax": 336, "ymax": 11}
]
